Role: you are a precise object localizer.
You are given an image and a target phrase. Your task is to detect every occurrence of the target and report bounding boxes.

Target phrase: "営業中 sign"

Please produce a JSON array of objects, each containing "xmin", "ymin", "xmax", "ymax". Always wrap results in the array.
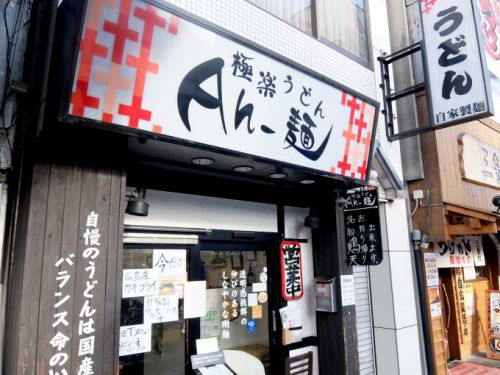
[
  {"xmin": 419, "ymin": 0, "xmax": 493, "ymax": 127},
  {"xmin": 280, "ymin": 241, "xmax": 304, "ymax": 301},
  {"xmin": 65, "ymin": 0, "xmax": 378, "ymax": 181},
  {"xmin": 344, "ymin": 188, "xmax": 383, "ymax": 266}
]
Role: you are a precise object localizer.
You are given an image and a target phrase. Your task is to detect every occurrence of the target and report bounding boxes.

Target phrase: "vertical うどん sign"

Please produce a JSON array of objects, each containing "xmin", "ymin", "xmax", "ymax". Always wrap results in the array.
[
  {"xmin": 419, "ymin": 0, "xmax": 493, "ymax": 126},
  {"xmin": 66, "ymin": 0, "xmax": 377, "ymax": 181}
]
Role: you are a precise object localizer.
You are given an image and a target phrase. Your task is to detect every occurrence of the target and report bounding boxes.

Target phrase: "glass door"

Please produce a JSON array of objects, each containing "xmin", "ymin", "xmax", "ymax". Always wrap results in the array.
[
  {"xmin": 118, "ymin": 232, "xmax": 280, "ymax": 375},
  {"xmin": 119, "ymin": 246, "xmax": 190, "ymax": 375}
]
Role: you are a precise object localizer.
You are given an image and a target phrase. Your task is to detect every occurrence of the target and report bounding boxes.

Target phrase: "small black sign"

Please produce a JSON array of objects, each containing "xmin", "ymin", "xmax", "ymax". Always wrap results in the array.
[{"xmin": 343, "ymin": 188, "xmax": 383, "ymax": 266}]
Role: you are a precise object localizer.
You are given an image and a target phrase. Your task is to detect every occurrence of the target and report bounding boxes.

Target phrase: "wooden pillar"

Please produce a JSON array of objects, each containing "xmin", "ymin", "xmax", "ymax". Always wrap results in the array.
[
  {"xmin": 4, "ymin": 157, "xmax": 126, "ymax": 375},
  {"xmin": 312, "ymin": 194, "xmax": 359, "ymax": 375}
]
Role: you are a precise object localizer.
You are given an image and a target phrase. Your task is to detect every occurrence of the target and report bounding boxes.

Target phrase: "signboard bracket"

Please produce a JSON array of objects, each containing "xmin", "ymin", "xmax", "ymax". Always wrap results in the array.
[{"xmin": 378, "ymin": 42, "xmax": 431, "ymax": 141}]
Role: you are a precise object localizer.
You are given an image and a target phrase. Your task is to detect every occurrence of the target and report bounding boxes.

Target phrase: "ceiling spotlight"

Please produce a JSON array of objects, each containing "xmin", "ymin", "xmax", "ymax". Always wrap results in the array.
[
  {"xmin": 269, "ymin": 169, "xmax": 287, "ymax": 179},
  {"xmin": 233, "ymin": 165, "xmax": 255, "ymax": 173},
  {"xmin": 126, "ymin": 188, "xmax": 149, "ymax": 216},
  {"xmin": 191, "ymin": 157, "xmax": 215, "ymax": 166},
  {"xmin": 299, "ymin": 179, "xmax": 315, "ymax": 185}
]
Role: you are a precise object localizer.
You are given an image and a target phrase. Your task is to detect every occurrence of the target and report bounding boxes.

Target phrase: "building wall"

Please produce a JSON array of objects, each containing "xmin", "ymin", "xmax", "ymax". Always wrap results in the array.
[{"xmin": 154, "ymin": 1, "xmax": 423, "ymax": 374}]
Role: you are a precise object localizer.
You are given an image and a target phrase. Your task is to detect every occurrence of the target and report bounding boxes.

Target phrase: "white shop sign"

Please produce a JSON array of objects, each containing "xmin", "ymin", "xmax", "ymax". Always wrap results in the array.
[
  {"xmin": 433, "ymin": 236, "xmax": 486, "ymax": 268},
  {"xmin": 459, "ymin": 133, "xmax": 500, "ymax": 189},
  {"xmin": 67, "ymin": 0, "xmax": 377, "ymax": 181},
  {"xmin": 419, "ymin": 0, "xmax": 493, "ymax": 127}
]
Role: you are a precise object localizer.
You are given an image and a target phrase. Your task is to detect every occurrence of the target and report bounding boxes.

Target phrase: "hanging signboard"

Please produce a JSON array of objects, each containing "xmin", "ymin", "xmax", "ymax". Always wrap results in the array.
[
  {"xmin": 419, "ymin": 0, "xmax": 494, "ymax": 127},
  {"xmin": 280, "ymin": 241, "xmax": 304, "ymax": 301},
  {"xmin": 475, "ymin": 0, "xmax": 500, "ymax": 124},
  {"xmin": 343, "ymin": 188, "xmax": 383, "ymax": 266},
  {"xmin": 433, "ymin": 236, "xmax": 485, "ymax": 268},
  {"xmin": 459, "ymin": 133, "xmax": 500, "ymax": 189},
  {"xmin": 61, "ymin": 0, "xmax": 378, "ymax": 182}
]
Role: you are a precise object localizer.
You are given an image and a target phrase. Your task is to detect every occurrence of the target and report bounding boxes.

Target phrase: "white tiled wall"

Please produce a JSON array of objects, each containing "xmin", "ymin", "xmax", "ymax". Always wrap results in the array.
[{"xmin": 161, "ymin": 0, "xmax": 378, "ymax": 100}]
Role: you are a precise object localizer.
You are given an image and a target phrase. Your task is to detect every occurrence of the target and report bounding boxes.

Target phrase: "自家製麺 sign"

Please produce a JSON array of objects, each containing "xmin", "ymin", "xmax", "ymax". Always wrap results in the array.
[{"xmin": 66, "ymin": 0, "xmax": 377, "ymax": 182}]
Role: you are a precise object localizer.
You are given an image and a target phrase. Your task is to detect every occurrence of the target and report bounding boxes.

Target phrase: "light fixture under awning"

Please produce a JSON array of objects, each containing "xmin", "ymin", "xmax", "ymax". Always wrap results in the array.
[{"xmin": 370, "ymin": 141, "xmax": 405, "ymax": 201}]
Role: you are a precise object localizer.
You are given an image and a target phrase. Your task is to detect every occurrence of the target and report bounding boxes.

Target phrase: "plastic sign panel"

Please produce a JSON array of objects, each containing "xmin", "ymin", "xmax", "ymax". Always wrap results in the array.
[
  {"xmin": 66, "ymin": 0, "xmax": 377, "ymax": 181},
  {"xmin": 419, "ymin": 0, "xmax": 493, "ymax": 127},
  {"xmin": 280, "ymin": 241, "xmax": 304, "ymax": 301},
  {"xmin": 343, "ymin": 188, "xmax": 382, "ymax": 266},
  {"xmin": 459, "ymin": 133, "xmax": 500, "ymax": 189}
]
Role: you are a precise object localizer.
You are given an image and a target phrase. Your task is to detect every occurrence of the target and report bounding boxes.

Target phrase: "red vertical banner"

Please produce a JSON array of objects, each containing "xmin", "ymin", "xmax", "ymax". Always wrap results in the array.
[{"xmin": 280, "ymin": 241, "xmax": 304, "ymax": 301}]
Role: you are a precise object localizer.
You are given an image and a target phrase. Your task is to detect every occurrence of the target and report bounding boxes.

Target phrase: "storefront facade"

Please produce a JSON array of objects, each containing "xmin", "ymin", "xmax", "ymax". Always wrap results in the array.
[{"xmin": 1, "ymin": 0, "xmax": 423, "ymax": 374}]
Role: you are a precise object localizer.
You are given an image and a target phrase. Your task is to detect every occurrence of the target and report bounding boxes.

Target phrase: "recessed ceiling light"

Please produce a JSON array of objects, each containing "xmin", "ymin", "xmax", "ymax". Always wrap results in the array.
[
  {"xmin": 269, "ymin": 171, "xmax": 287, "ymax": 179},
  {"xmin": 300, "ymin": 179, "xmax": 315, "ymax": 185},
  {"xmin": 233, "ymin": 165, "xmax": 255, "ymax": 173},
  {"xmin": 191, "ymin": 157, "xmax": 215, "ymax": 166}
]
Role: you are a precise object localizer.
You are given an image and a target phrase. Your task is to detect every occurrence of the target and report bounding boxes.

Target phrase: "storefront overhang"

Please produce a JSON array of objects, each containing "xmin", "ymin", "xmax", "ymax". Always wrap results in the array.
[
  {"xmin": 370, "ymin": 141, "xmax": 404, "ymax": 201},
  {"xmin": 444, "ymin": 202, "xmax": 500, "ymax": 239},
  {"xmin": 53, "ymin": 0, "xmax": 379, "ymax": 187}
]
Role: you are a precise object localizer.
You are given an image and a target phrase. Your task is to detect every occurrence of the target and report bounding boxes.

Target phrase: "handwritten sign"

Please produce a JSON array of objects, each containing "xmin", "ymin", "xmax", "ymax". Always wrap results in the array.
[
  {"xmin": 434, "ymin": 236, "xmax": 485, "ymax": 268},
  {"xmin": 344, "ymin": 188, "xmax": 382, "ymax": 266},
  {"xmin": 122, "ymin": 269, "xmax": 159, "ymax": 298},
  {"xmin": 459, "ymin": 133, "xmax": 500, "ymax": 189},
  {"xmin": 144, "ymin": 295, "xmax": 179, "ymax": 324},
  {"xmin": 153, "ymin": 249, "xmax": 186, "ymax": 275},
  {"xmin": 280, "ymin": 241, "xmax": 304, "ymax": 301},
  {"xmin": 487, "ymin": 290, "xmax": 500, "ymax": 359},
  {"xmin": 119, "ymin": 324, "xmax": 151, "ymax": 356}
]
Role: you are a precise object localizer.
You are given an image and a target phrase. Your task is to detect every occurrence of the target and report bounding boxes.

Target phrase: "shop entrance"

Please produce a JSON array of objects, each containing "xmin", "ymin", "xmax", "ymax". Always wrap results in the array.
[{"xmin": 119, "ymin": 229, "xmax": 281, "ymax": 375}]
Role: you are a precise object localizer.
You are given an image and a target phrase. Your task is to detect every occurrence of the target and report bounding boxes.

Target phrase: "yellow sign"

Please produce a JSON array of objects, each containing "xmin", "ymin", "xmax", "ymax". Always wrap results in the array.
[{"xmin": 252, "ymin": 305, "xmax": 263, "ymax": 319}]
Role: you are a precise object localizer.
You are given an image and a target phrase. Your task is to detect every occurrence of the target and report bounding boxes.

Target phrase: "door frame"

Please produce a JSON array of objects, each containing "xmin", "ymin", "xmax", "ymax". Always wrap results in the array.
[{"xmin": 190, "ymin": 229, "xmax": 283, "ymax": 375}]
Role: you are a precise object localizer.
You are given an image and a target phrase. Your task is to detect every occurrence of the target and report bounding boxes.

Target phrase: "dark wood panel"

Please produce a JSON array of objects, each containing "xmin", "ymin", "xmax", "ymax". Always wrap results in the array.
[
  {"xmin": 5, "ymin": 158, "xmax": 126, "ymax": 375},
  {"xmin": 36, "ymin": 164, "xmax": 67, "ymax": 374},
  {"xmin": 59, "ymin": 164, "xmax": 83, "ymax": 372},
  {"xmin": 16, "ymin": 162, "xmax": 51, "ymax": 375}
]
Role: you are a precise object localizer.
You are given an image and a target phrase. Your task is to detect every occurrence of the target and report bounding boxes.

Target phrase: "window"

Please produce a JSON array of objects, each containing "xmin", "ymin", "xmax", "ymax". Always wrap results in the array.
[
  {"xmin": 247, "ymin": 0, "xmax": 370, "ymax": 65},
  {"xmin": 247, "ymin": 0, "xmax": 313, "ymax": 35}
]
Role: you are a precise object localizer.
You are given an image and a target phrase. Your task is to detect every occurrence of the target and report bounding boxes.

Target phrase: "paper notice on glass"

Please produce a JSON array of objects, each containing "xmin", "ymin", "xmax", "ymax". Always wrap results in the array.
[
  {"xmin": 122, "ymin": 268, "xmax": 159, "ymax": 298},
  {"xmin": 247, "ymin": 293, "xmax": 258, "ymax": 307},
  {"xmin": 144, "ymin": 295, "xmax": 179, "ymax": 324},
  {"xmin": 464, "ymin": 266, "xmax": 476, "ymax": 281},
  {"xmin": 424, "ymin": 253, "xmax": 439, "ymax": 287},
  {"xmin": 252, "ymin": 305, "xmax": 263, "ymax": 319},
  {"xmin": 196, "ymin": 337, "xmax": 219, "ymax": 354},
  {"xmin": 159, "ymin": 272, "xmax": 187, "ymax": 298},
  {"xmin": 119, "ymin": 324, "xmax": 151, "ymax": 356},
  {"xmin": 153, "ymin": 249, "xmax": 186, "ymax": 275},
  {"xmin": 184, "ymin": 281, "xmax": 207, "ymax": 319},
  {"xmin": 340, "ymin": 275, "xmax": 355, "ymax": 306},
  {"xmin": 252, "ymin": 282, "xmax": 267, "ymax": 292}
]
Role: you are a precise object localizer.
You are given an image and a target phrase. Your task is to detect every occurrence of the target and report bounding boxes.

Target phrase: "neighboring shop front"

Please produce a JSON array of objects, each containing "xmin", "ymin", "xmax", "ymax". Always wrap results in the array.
[
  {"xmin": 1, "ymin": 0, "xmax": 393, "ymax": 374},
  {"xmin": 411, "ymin": 119, "xmax": 500, "ymax": 374}
]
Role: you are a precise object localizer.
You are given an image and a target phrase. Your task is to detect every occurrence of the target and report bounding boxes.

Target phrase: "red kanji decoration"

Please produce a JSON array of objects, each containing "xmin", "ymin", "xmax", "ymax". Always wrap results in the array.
[
  {"xmin": 71, "ymin": 29, "xmax": 108, "ymax": 115},
  {"xmin": 118, "ymin": 4, "xmax": 166, "ymax": 128},
  {"xmin": 337, "ymin": 154, "xmax": 352, "ymax": 176},
  {"xmin": 103, "ymin": 0, "xmax": 139, "ymax": 64},
  {"xmin": 354, "ymin": 102, "xmax": 367, "ymax": 142},
  {"xmin": 118, "ymin": 95, "xmax": 152, "ymax": 128},
  {"xmin": 169, "ymin": 15, "xmax": 180, "ymax": 35}
]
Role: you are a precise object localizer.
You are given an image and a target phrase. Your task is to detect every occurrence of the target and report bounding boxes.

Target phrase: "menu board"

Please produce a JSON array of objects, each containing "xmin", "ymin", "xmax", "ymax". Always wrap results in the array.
[
  {"xmin": 487, "ymin": 290, "xmax": 500, "ymax": 360},
  {"xmin": 344, "ymin": 188, "xmax": 383, "ymax": 266}
]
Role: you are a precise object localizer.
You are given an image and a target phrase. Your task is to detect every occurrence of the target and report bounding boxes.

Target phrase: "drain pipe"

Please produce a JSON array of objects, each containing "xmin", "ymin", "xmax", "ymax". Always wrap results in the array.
[{"xmin": 412, "ymin": 229, "xmax": 435, "ymax": 375}]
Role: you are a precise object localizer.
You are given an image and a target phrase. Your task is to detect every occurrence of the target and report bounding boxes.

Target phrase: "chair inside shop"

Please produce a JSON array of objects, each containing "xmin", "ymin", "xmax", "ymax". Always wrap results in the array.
[{"xmin": 285, "ymin": 352, "xmax": 313, "ymax": 375}]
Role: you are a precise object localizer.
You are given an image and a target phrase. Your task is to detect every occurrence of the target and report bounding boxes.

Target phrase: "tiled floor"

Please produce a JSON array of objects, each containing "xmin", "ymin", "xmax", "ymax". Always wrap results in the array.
[
  {"xmin": 449, "ymin": 362, "xmax": 500, "ymax": 374},
  {"xmin": 449, "ymin": 352, "xmax": 500, "ymax": 374}
]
